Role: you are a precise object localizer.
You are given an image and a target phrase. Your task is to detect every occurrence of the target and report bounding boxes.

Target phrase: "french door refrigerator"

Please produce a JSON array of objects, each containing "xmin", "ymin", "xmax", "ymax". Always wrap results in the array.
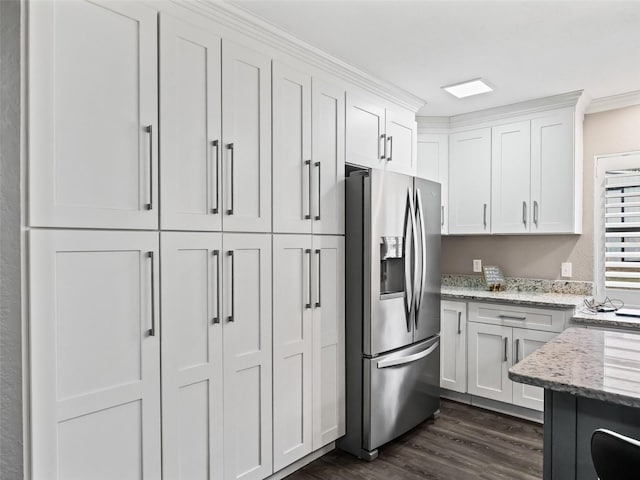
[{"xmin": 337, "ymin": 169, "xmax": 441, "ymax": 460}]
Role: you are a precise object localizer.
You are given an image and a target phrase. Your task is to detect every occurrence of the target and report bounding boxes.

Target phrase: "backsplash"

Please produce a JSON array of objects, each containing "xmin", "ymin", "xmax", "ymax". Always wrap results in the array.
[{"xmin": 441, "ymin": 274, "xmax": 593, "ymax": 296}]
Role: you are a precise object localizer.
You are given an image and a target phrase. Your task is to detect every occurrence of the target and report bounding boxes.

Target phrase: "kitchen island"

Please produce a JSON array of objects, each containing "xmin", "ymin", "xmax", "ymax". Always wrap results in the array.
[{"xmin": 509, "ymin": 327, "xmax": 640, "ymax": 479}]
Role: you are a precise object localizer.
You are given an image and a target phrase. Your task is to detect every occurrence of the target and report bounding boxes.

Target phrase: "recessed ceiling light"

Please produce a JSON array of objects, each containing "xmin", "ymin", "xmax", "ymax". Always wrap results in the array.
[{"xmin": 442, "ymin": 78, "xmax": 493, "ymax": 99}]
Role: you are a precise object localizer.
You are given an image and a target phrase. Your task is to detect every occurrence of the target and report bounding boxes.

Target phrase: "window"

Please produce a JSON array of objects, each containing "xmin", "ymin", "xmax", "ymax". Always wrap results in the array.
[{"xmin": 596, "ymin": 152, "xmax": 640, "ymax": 306}]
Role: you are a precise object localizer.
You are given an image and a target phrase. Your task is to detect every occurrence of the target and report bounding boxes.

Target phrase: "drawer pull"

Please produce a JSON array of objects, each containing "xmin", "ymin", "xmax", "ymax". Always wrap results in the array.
[{"xmin": 498, "ymin": 314, "xmax": 527, "ymax": 321}]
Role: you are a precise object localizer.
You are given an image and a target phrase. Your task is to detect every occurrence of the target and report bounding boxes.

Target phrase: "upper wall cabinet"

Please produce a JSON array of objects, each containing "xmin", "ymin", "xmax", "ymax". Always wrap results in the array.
[
  {"xmin": 346, "ymin": 92, "xmax": 417, "ymax": 176},
  {"xmin": 272, "ymin": 63, "xmax": 345, "ymax": 235},
  {"xmin": 160, "ymin": 15, "xmax": 222, "ymax": 231},
  {"xmin": 448, "ymin": 128, "xmax": 492, "ymax": 234},
  {"xmin": 29, "ymin": 1, "xmax": 159, "ymax": 229},
  {"xmin": 417, "ymin": 133, "xmax": 449, "ymax": 234},
  {"xmin": 222, "ymin": 40, "xmax": 272, "ymax": 233}
]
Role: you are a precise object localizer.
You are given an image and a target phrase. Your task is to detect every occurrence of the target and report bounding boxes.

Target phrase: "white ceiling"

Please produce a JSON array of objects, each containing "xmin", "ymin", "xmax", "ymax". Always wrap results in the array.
[{"xmin": 226, "ymin": 0, "xmax": 640, "ymax": 116}]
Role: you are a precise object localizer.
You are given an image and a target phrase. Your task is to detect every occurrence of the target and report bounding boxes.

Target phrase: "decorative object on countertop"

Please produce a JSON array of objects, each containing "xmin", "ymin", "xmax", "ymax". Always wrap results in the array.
[
  {"xmin": 441, "ymin": 274, "xmax": 593, "ymax": 296},
  {"xmin": 483, "ymin": 266, "xmax": 505, "ymax": 291}
]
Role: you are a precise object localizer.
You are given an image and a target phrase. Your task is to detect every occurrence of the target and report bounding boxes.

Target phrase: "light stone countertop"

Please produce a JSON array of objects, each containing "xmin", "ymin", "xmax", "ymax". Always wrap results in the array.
[
  {"xmin": 509, "ymin": 327, "xmax": 640, "ymax": 408},
  {"xmin": 571, "ymin": 310, "xmax": 640, "ymax": 330},
  {"xmin": 441, "ymin": 286, "xmax": 586, "ymax": 309}
]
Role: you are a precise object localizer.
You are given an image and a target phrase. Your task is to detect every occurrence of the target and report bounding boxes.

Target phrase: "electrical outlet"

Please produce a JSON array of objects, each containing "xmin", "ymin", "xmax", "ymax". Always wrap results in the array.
[
  {"xmin": 473, "ymin": 259, "xmax": 482, "ymax": 273},
  {"xmin": 561, "ymin": 262, "xmax": 572, "ymax": 278}
]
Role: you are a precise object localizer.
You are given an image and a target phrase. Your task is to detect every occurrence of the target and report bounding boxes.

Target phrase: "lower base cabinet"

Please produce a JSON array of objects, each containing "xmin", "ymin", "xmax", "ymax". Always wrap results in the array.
[
  {"xmin": 161, "ymin": 232, "xmax": 272, "ymax": 480},
  {"xmin": 440, "ymin": 301, "xmax": 467, "ymax": 393},
  {"xmin": 272, "ymin": 235, "xmax": 345, "ymax": 471}
]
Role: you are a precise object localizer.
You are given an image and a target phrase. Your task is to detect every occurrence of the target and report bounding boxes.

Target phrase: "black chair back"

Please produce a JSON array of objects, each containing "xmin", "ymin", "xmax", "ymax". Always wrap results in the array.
[{"xmin": 591, "ymin": 428, "xmax": 640, "ymax": 480}]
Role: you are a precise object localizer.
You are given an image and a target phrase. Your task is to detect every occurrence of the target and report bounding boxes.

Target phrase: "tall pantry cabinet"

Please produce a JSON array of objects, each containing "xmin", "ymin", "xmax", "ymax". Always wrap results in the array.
[{"xmin": 27, "ymin": 3, "xmax": 348, "ymax": 480}]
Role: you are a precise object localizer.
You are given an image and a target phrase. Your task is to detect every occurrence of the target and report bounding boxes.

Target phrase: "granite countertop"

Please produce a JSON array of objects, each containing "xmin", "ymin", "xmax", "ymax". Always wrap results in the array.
[
  {"xmin": 571, "ymin": 309, "xmax": 640, "ymax": 330},
  {"xmin": 509, "ymin": 327, "xmax": 640, "ymax": 408},
  {"xmin": 441, "ymin": 286, "xmax": 586, "ymax": 309}
]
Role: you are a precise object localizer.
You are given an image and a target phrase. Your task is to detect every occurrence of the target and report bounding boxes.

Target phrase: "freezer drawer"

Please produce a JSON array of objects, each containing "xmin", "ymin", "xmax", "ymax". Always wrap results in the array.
[{"xmin": 364, "ymin": 336, "xmax": 440, "ymax": 450}]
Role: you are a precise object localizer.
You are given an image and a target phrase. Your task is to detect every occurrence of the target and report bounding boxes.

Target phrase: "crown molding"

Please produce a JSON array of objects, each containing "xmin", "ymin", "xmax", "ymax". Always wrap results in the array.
[
  {"xmin": 586, "ymin": 90, "xmax": 640, "ymax": 114},
  {"xmin": 448, "ymin": 90, "xmax": 584, "ymax": 129},
  {"xmin": 416, "ymin": 116, "xmax": 450, "ymax": 129},
  {"xmin": 175, "ymin": 0, "xmax": 426, "ymax": 112}
]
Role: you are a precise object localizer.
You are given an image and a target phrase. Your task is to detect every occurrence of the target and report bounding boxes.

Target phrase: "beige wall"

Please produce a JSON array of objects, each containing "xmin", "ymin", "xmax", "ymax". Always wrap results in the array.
[{"xmin": 441, "ymin": 104, "xmax": 640, "ymax": 281}]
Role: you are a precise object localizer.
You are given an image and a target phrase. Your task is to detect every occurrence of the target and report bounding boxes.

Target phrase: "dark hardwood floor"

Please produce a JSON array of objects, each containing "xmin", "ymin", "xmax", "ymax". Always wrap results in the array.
[{"xmin": 285, "ymin": 399, "xmax": 543, "ymax": 480}]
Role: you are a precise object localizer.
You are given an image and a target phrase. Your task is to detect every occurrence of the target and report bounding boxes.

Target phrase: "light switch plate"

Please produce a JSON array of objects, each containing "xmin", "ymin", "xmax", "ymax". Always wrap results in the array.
[
  {"xmin": 561, "ymin": 262, "xmax": 572, "ymax": 278},
  {"xmin": 473, "ymin": 259, "xmax": 482, "ymax": 273}
]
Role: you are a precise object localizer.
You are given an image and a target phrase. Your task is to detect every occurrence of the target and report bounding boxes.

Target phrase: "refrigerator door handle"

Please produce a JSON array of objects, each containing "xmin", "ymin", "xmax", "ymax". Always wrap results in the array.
[
  {"xmin": 377, "ymin": 339, "xmax": 440, "ymax": 368},
  {"xmin": 402, "ymin": 188, "xmax": 417, "ymax": 333},
  {"xmin": 414, "ymin": 189, "xmax": 427, "ymax": 326}
]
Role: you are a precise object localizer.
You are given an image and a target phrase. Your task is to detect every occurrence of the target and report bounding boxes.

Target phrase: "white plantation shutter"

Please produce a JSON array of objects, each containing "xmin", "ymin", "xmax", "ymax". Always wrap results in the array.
[{"xmin": 605, "ymin": 168, "xmax": 640, "ymax": 289}]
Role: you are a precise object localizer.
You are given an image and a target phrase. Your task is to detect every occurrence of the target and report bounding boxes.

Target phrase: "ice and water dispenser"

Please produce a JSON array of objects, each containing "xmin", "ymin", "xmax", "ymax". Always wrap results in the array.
[{"xmin": 380, "ymin": 236, "xmax": 405, "ymax": 297}]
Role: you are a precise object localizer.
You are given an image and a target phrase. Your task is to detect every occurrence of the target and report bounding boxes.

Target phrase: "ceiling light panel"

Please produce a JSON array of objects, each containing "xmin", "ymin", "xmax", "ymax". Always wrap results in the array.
[{"xmin": 442, "ymin": 79, "xmax": 493, "ymax": 98}]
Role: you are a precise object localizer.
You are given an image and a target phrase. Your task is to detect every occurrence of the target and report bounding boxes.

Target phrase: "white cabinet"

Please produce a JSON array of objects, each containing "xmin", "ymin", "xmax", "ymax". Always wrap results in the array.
[
  {"xmin": 29, "ymin": 230, "xmax": 161, "ymax": 479},
  {"xmin": 346, "ymin": 92, "xmax": 416, "ymax": 175},
  {"xmin": 512, "ymin": 328, "xmax": 555, "ymax": 410},
  {"xmin": 28, "ymin": 0, "xmax": 158, "ymax": 229},
  {"xmin": 160, "ymin": 232, "xmax": 224, "ymax": 480},
  {"xmin": 440, "ymin": 301, "xmax": 466, "ymax": 393},
  {"xmin": 222, "ymin": 233, "xmax": 273, "ymax": 480},
  {"xmin": 222, "ymin": 41, "xmax": 272, "ymax": 233},
  {"xmin": 448, "ymin": 128, "xmax": 492, "ymax": 234},
  {"xmin": 531, "ymin": 109, "xmax": 578, "ymax": 233},
  {"xmin": 160, "ymin": 15, "xmax": 222, "ymax": 231},
  {"xmin": 467, "ymin": 322, "xmax": 513, "ymax": 403},
  {"xmin": 417, "ymin": 133, "xmax": 449, "ymax": 234},
  {"xmin": 491, "ymin": 121, "xmax": 531, "ymax": 234},
  {"xmin": 272, "ymin": 64, "xmax": 345, "ymax": 235},
  {"xmin": 273, "ymin": 235, "xmax": 345, "ymax": 469},
  {"xmin": 162, "ymin": 232, "xmax": 272, "ymax": 480}
]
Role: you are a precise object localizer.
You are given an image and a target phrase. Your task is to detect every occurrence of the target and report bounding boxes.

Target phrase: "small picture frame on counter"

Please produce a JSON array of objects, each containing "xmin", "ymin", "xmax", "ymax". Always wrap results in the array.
[{"xmin": 483, "ymin": 266, "xmax": 505, "ymax": 291}]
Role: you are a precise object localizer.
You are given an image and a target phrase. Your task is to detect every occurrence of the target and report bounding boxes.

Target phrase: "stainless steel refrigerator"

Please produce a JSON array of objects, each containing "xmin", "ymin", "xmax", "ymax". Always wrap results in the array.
[{"xmin": 337, "ymin": 169, "xmax": 441, "ymax": 460}]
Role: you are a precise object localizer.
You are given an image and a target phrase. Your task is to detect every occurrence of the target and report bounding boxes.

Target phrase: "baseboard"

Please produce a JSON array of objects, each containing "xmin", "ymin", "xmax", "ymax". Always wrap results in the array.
[
  {"xmin": 267, "ymin": 443, "xmax": 334, "ymax": 480},
  {"xmin": 441, "ymin": 389, "xmax": 543, "ymax": 424}
]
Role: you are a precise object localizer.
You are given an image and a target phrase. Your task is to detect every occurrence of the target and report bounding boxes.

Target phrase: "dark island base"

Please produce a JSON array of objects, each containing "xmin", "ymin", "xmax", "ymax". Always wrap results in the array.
[{"xmin": 544, "ymin": 390, "xmax": 640, "ymax": 479}]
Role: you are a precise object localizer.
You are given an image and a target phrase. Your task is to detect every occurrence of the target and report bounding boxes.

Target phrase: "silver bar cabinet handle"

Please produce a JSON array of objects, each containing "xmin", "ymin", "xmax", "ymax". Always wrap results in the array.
[
  {"xmin": 515, "ymin": 338, "xmax": 520, "ymax": 364},
  {"xmin": 387, "ymin": 135, "xmax": 393, "ymax": 161},
  {"xmin": 441, "ymin": 206, "xmax": 445, "ymax": 227},
  {"xmin": 315, "ymin": 249, "xmax": 321, "ymax": 308},
  {"xmin": 380, "ymin": 133, "xmax": 386, "ymax": 160},
  {"xmin": 483, "ymin": 203, "xmax": 487, "ymax": 229},
  {"xmin": 305, "ymin": 249, "xmax": 312, "ymax": 309},
  {"xmin": 314, "ymin": 161, "xmax": 321, "ymax": 221},
  {"xmin": 226, "ymin": 143, "xmax": 234, "ymax": 215},
  {"xmin": 457, "ymin": 312, "xmax": 462, "ymax": 334},
  {"xmin": 503, "ymin": 337, "xmax": 508, "ymax": 362},
  {"xmin": 498, "ymin": 314, "xmax": 527, "ymax": 321},
  {"xmin": 212, "ymin": 250, "xmax": 221, "ymax": 324},
  {"xmin": 145, "ymin": 125, "xmax": 153, "ymax": 210},
  {"xmin": 147, "ymin": 251, "xmax": 155, "ymax": 336},
  {"xmin": 522, "ymin": 201, "xmax": 527, "ymax": 227},
  {"xmin": 212, "ymin": 140, "xmax": 219, "ymax": 214},
  {"xmin": 228, "ymin": 251, "xmax": 235, "ymax": 322},
  {"xmin": 534, "ymin": 200, "xmax": 539, "ymax": 227},
  {"xmin": 304, "ymin": 160, "xmax": 312, "ymax": 220}
]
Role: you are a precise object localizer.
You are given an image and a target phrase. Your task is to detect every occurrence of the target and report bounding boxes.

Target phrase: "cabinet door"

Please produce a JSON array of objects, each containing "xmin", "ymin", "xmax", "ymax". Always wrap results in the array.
[
  {"xmin": 272, "ymin": 235, "xmax": 313, "ymax": 470},
  {"xmin": 29, "ymin": 230, "xmax": 161, "ymax": 479},
  {"xmin": 448, "ymin": 128, "xmax": 492, "ymax": 234},
  {"xmin": 385, "ymin": 108, "xmax": 417, "ymax": 176},
  {"xmin": 467, "ymin": 322, "xmax": 512, "ymax": 403},
  {"xmin": 512, "ymin": 329, "xmax": 556, "ymax": 411},
  {"xmin": 531, "ymin": 110, "xmax": 576, "ymax": 233},
  {"xmin": 491, "ymin": 121, "xmax": 531, "ymax": 234},
  {"xmin": 312, "ymin": 79, "xmax": 346, "ymax": 235},
  {"xmin": 161, "ymin": 233, "xmax": 223, "ymax": 480},
  {"xmin": 29, "ymin": 1, "xmax": 158, "ymax": 229},
  {"xmin": 312, "ymin": 236, "xmax": 346, "ymax": 449},
  {"xmin": 160, "ymin": 16, "xmax": 222, "ymax": 231},
  {"xmin": 346, "ymin": 92, "xmax": 386, "ymax": 170},
  {"xmin": 417, "ymin": 133, "xmax": 449, "ymax": 234},
  {"xmin": 222, "ymin": 41, "xmax": 271, "ymax": 232},
  {"xmin": 222, "ymin": 234, "xmax": 272, "ymax": 480},
  {"xmin": 440, "ymin": 301, "xmax": 467, "ymax": 393},
  {"xmin": 272, "ymin": 62, "xmax": 312, "ymax": 234}
]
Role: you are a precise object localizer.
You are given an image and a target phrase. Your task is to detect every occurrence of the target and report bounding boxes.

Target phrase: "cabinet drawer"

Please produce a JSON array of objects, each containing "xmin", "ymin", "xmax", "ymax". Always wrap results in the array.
[{"xmin": 468, "ymin": 302, "xmax": 567, "ymax": 332}]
